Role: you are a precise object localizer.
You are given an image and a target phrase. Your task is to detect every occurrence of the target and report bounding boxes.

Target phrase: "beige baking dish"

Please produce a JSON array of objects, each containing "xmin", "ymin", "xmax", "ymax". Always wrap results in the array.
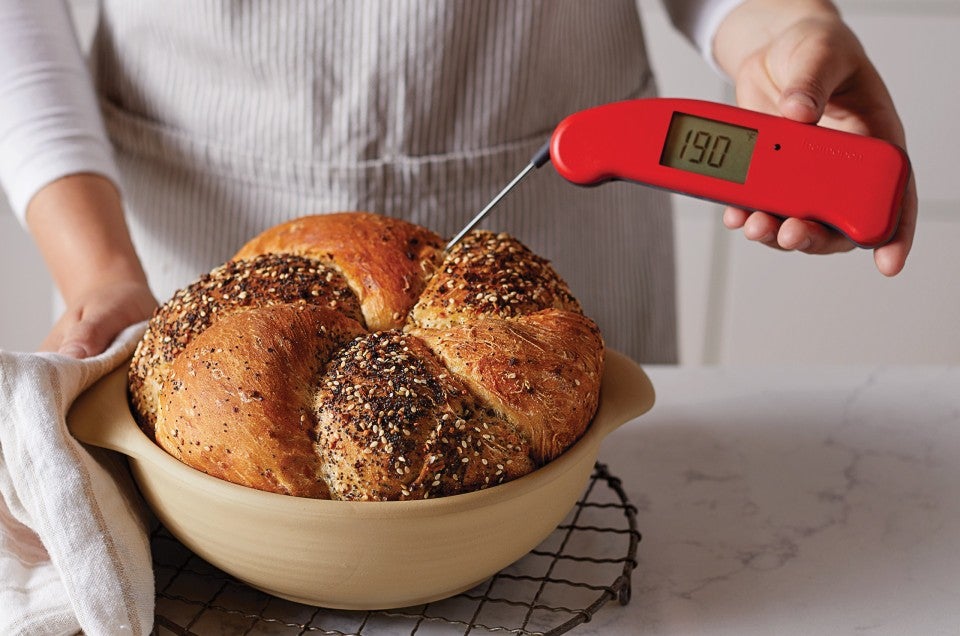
[{"xmin": 67, "ymin": 350, "xmax": 654, "ymax": 610}]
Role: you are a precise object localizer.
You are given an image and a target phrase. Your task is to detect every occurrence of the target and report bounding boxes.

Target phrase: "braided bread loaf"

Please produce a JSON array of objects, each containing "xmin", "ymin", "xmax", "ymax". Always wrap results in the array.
[{"xmin": 128, "ymin": 212, "xmax": 604, "ymax": 501}]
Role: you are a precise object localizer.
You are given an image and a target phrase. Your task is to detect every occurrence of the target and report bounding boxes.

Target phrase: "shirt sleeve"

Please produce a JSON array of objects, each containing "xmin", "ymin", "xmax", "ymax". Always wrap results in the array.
[
  {"xmin": 660, "ymin": 0, "xmax": 746, "ymax": 75},
  {"xmin": 0, "ymin": 0, "xmax": 120, "ymax": 224}
]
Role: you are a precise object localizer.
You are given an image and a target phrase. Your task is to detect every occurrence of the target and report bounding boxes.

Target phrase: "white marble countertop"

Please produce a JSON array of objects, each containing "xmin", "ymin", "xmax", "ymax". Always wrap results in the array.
[{"xmin": 581, "ymin": 365, "xmax": 960, "ymax": 636}]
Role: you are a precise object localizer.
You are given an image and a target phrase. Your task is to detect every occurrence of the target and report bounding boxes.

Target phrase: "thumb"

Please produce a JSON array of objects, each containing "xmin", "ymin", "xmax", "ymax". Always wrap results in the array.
[
  {"xmin": 779, "ymin": 90, "xmax": 822, "ymax": 124},
  {"xmin": 772, "ymin": 20, "xmax": 860, "ymax": 124},
  {"xmin": 57, "ymin": 320, "xmax": 106, "ymax": 359},
  {"xmin": 56, "ymin": 306, "xmax": 122, "ymax": 359}
]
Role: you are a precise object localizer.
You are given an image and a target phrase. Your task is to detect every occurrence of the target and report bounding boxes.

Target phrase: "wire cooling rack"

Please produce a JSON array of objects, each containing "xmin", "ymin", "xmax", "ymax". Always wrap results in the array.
[{"xmin": 150, "ymin": 462, "xmax": 639, "ymax": 636}]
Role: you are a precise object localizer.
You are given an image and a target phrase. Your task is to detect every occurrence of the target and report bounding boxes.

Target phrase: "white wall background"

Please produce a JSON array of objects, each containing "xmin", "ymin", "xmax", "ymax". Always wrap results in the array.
[{"xmin": 2, "ymin": 0, "xmax": 958, "ymax": 365}]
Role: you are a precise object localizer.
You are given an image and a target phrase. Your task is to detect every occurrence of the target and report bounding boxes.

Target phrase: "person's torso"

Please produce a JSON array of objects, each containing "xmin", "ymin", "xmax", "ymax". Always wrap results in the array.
[
  {"xmin": 88, "ymin": 0, "xmax": 678, "ymax": 363},
  {"xmin": 92, "ymin": 0, "xmax": 654, "ymax": 169}
]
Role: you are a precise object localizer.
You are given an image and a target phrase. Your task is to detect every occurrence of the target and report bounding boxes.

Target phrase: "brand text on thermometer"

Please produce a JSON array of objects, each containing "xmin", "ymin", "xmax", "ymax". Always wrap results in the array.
[{"xmin": 803, "ymin": 140, "xmax": 864, "ymax": 161}]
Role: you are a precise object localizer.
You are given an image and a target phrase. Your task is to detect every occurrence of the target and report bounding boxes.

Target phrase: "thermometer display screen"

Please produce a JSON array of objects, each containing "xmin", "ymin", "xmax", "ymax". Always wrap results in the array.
[{"xmin": 660, "ymin": 112, "xmax": 757, "ymax": 184}]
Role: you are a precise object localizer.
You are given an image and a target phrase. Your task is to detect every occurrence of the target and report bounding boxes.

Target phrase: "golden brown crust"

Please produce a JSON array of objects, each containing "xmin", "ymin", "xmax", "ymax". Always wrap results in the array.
[
  {"xmin": 158, "ymin": 305, "xmax": 366, "ymax": 497},
  {"xmin": 128, "ymin": 253, "xmax": 361, "ymax": 438},
  {"xmin": 129, "ymin": 211, "xmax": 605, "ymax": 501},
  {"xmin": 234, "ymin": 212, "xmax": 444, "ymax": 331},
  {"xmin": 408, "ymin": 310, "xmax": 604, "ymax": 464},
  {"xmin": 314, "ymin": 331, "xmax": 534, "ymax": 501},
  {"xmin": 410, "ymin": 231, "xmax": 582, "ymax": 330}
]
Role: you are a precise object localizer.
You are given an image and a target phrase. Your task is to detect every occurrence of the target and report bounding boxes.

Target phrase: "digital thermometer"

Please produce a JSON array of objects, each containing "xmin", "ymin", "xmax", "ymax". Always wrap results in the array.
[
  {"xmin": 446, "ymin": 98, "xmax": 910, "ymax": 251},
  {"xmin": 549, "ymin": 98, "xmax": 910, "ymax": 248}
]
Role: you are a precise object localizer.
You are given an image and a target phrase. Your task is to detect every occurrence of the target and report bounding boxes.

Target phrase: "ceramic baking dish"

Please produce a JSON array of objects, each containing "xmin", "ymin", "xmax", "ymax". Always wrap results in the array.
[{"xmin": 67, "ymin": 350, "xmax": 654, "ymax": 610}]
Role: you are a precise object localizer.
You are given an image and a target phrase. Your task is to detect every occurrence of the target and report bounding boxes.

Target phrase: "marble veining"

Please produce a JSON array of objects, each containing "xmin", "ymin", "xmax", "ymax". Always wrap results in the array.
[{"xmin": 578, "ymin": 366, "xmax": 960, "ymax": 636}]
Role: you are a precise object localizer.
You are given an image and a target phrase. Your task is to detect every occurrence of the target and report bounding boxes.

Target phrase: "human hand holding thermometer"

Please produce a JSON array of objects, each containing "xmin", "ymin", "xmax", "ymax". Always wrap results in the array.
[{"xmin": 447, "ymin": 98, "xmax": 911, "ymax": 251}]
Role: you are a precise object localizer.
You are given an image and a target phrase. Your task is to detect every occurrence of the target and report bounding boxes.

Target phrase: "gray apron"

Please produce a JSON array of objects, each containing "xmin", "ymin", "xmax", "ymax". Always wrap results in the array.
[{"xmin": 91, "ymin": 0, "xmax": 677, "ymax": 363}]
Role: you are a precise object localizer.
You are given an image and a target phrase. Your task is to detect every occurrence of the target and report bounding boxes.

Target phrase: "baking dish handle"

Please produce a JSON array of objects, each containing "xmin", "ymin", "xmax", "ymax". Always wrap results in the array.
[
  {"xmin": 67, "ymin": 363, "xmax": 149, "ymax": 459},
  {"xmin": 591, "ymin": 350, "xmax": 656, "ymax": 439}
]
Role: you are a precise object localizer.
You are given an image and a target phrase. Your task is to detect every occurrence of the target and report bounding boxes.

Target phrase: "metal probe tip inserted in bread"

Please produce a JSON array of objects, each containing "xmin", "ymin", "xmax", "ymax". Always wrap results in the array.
[{"xmin": 445, "ymin": 141, "xmax": 552, "ymax": 251}]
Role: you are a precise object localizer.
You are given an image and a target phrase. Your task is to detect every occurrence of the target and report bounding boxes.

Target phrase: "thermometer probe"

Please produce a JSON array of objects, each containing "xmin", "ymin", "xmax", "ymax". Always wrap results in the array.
[{"xmin": 447, "ymin": 98, "xmax": 910, "ymax": 250}]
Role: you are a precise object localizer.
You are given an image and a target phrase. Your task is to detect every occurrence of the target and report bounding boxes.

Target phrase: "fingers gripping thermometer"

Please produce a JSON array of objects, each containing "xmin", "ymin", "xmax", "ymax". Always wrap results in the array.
[{"xmin": 447, "ymin": 98, "xmax": 910, "ymax": 251}]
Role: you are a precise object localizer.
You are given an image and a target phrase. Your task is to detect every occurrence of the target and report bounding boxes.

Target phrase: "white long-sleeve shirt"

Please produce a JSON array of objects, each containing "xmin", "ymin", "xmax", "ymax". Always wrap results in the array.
[{"xmin": 0, "ymin": 0, "xmax": 119, "ymax": 219}]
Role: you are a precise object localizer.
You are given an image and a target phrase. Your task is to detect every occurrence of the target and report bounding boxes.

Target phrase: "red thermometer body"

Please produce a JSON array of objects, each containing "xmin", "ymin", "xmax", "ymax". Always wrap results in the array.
[{"xmin": 549, "ymin": 98, "xmax": 910, "ymax": 248}]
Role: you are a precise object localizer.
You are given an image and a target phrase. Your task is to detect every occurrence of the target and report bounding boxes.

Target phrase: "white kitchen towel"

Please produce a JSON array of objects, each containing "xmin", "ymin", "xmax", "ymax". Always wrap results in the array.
[{"xmin": 0, "ymin": 322, "xmax": 154, "ymax": 636}]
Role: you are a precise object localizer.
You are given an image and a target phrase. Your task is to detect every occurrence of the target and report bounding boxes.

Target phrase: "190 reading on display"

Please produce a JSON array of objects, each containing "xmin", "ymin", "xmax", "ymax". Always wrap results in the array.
[{"xmin": 660, "ymin": 112, "xmax": 758, "ymax": 184}]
